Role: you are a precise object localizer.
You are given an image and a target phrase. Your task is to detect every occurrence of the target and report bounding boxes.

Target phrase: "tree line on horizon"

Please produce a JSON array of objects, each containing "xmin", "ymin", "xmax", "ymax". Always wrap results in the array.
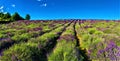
[{"xmin": 0, "ymin": 12, "xmax": 30, "ymax": 22}]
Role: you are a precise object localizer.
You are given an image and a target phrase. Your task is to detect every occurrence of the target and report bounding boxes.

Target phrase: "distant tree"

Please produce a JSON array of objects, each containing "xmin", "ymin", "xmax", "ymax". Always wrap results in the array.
[
  {"xmin": 0, "ymin": 12, "xmax": 4, "ymax": 18},
  {"xmin": 11, "ymin": 12, "xmax": 24, "ymax": 21},
  {"xmin": 25, "ymin": 14, "xmax": 30, "ymax": 20},
  {"xmin": 3, "ymin": 12, "xmax": 11, "ymax": 19},
  {"xmin": 0, "ymin": 12, "xmax": 4, "ymax": 21}
]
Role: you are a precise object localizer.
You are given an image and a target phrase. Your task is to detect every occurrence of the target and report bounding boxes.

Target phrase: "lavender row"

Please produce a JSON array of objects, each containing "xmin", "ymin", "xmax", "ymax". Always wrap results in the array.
[
  {"xmin": 76, "ymin": 20, "xmax": 120, "ymax": 60},
  {"xmin": 0, "ymin": 21, "xmax": 71, "ymax": 61},
  {"xmin": 48, "ymin": 21, "xmax": 83, "ymax": 61}
]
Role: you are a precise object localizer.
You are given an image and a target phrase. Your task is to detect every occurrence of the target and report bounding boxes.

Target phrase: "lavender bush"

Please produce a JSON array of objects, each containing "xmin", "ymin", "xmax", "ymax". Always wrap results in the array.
[{"xmin": 97, "ymin": 41, "xmax": 120, "ymax": 60}]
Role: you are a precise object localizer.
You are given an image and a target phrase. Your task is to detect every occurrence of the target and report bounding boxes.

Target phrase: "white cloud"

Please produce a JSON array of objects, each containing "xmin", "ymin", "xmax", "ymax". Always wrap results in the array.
[
  {"xmin": 3, "ymin": 12, "xmax": 7, "ymax": 14},
  {"xmin": 37, "ymin": 0, "xmax": 41, "ymax": 2},
  {"xmin": 0, "ymin": 6, "xmax": 4, "ymax": 12},
  {"xmin": 0, "ymin": 9, "xmax": 4, "ymax": 12},
  {"xmin": 0, "ymin": 6, "xmax": 7, "ymax": 13},
  {"xmin": 0, "ymin": 6, "xmax": 4, "ymax": 9},
  {"xmin": 11, "ymin": 4, "xmax": 16, "ymax": 7},
  {"xmin": 40, "ymin": 3, "xmax": 47, "ymax": 7}
]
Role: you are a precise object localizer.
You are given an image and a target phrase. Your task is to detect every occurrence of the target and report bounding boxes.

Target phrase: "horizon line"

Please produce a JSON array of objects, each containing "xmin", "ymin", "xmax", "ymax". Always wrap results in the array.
[{"xmin": 30, "ymin": 18, "xmax": 120, "ymax": 20}]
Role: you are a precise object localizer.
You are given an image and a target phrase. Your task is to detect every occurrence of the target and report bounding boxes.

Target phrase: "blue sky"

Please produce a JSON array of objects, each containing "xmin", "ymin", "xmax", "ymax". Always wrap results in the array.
[{"xmin": 0, "ymin": 0, "xmax": 120, "ymax": 20}]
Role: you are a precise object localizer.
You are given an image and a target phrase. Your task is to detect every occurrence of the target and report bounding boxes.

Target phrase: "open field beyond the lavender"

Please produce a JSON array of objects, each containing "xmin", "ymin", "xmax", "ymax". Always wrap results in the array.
[{"xmin": 0, "ymin": 20, "xmax": 120, "ymax": 61}]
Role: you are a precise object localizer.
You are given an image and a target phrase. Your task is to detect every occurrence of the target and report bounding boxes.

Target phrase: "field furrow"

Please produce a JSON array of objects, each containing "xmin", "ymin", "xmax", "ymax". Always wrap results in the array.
[
  {"xmin": 0, "ymin": 21, "xmax": 72, "ymax": 61},
  {"xmin": 48, "ymin": 21, "xmax": 84, "ymax": 61},
  {"xmin": 0, "ymin": 21, "xmax": 66, "ymax": 55}
]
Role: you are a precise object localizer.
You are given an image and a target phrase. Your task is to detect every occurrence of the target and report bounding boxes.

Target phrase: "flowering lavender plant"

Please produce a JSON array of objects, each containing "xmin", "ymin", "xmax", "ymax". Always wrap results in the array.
[{"xmin": 98, "ymin": 41, "xmax": 120, "ymax": 60}]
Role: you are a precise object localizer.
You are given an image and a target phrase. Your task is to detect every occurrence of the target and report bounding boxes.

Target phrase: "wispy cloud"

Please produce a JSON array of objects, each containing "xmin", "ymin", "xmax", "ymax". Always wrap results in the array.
[
  {"xmin": 0, "ymin": 6, "xmax": 4, "ymax": 12},
  {"xmin": 37, "ymin": 0, "xmax": 41, "ymax": 2},
  {"xmin": 11, "ymin": 4, "xmax": 16, "ymax": 7},
  {"xmin": 40, "ymin": 3, "xmax": 47, "ymax": 7},
  {"xmin": 0, "ymin": 6, "xmax": 4, "ymax": 9},
  {"xmin": 0, "ymin": 10, "xmax": 4, "ymax": 12}
]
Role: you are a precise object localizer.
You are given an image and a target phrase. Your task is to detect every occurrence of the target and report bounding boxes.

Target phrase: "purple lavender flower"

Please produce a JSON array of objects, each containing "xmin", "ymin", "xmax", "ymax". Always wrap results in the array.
[
  {"xmin": 106, "ymin": 41, "xmax": 117, "ymax": 49},
  {"xmin": 84, "ymin": 25, "xmax": 92, "ymax": 28},
  {"xmin": 116, "ymin": 51, "xmax": 120, "ymax": 56},
  {"xmin": 110, "ymin": 57, "xmax": 116, "ymax": 60},
  {"xmin": 98, "ymin": 50, "xmax": 104, "ymax": 54},
  {"xmin": 116, "ymin": 46, "xmax": 120, "ymax": 50},
  {"xmin": 0, "ymin": 38, "xmax": 11, "ymax": 42},
  {"xmin": 0, "ymin": 50, "xmax": 3, "ymax": 56},
  {"xmin": 33, "ymin": 27, "xmax": 42, "ymax": 31},
  {"xmin": 97, "ymin": 41, "xmax": 120, "ymax": 60},
  {"xmin": 11, "ymin": 54, "xmax": 18, "ymax": 61},
  {"xmin": 58, "ymin": 34, "xmax": 75, "ymax": 41}
]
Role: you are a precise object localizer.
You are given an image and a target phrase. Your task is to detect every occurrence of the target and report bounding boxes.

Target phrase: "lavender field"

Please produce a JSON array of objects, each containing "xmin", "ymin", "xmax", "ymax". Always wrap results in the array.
[{"xmin": 0, "ymin": 20, "xmax": 120, "ymax": 61}]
